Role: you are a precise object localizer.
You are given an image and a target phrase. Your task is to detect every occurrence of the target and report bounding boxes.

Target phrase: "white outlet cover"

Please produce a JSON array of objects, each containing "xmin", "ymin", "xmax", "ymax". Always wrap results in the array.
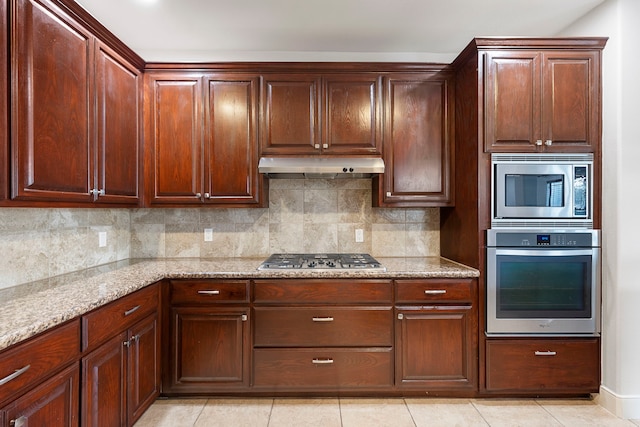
[
  {"xmin": 204, "ymin": 228, "xmax": 214, "ymax": 242},
  {"xmin": 355, "ymin": 229, "xmax": 364, "ymax": 243},
  {"xmin": 98, "ymin": 231, "xmax": 107, "ymax": 247}
]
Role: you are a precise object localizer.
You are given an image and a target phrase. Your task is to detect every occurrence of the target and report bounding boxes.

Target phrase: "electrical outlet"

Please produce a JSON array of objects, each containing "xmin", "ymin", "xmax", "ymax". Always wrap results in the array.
[
  {"xmin": 98, "ymin": 231, "xmax": 107, "ymax": 247},
  {"xmin": 355, "ymin": 229, "xmax": 364, "ymax": 243},
  {"xmin": 204, "ymin": 228, "xmax": 213, "ymax": 242}
]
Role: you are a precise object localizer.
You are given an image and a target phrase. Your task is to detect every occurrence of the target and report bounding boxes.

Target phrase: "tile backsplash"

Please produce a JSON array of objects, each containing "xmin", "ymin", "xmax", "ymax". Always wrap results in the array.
[{"xmin": 0, "ymin": 179, "xmax": 439, "ymax": 290}]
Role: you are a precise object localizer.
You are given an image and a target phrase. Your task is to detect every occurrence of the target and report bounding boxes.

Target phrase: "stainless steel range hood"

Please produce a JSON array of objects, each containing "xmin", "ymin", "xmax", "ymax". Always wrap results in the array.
[{"xmin": 258, "ymin": 157, "xmax": 384, "ymax": 179}]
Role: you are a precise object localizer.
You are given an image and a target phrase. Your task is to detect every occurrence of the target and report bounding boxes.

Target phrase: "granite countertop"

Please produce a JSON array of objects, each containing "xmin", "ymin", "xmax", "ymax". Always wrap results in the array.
[{"xmin": 0, "ymin": 257, "xmax": 479, "ymax": 352}]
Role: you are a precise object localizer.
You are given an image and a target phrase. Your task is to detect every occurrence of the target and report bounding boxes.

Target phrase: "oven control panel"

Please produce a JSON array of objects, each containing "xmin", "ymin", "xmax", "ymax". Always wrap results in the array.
[{"xmin": 487, "ymin": 230, "xmax": 600, "ymax": 247}]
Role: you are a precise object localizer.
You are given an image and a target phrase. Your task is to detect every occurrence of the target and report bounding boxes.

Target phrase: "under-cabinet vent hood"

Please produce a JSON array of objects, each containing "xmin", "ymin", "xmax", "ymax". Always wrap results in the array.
[{"xmin": 258, "ymin": 157, "xmax": 384, "ymax": 179}]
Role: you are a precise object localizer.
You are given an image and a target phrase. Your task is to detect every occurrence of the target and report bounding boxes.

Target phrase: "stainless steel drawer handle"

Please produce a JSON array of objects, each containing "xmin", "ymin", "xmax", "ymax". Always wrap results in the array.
[
  {"xmin": 312, "ymin": 317, "xmax": 334, "ymax": 322},
  {"xmin": 197, "ymin": 290, "xmax": 221, "ymax": 295},
  {"xmin": 0, "ymin": 365, "xmax": 31, "ymax": 386},
  {"xmin": 312, "ymin": 358, "xmax": 334, "ymax": 364},
  {"xmin": 10, "ymin": 416, "xmax": 27, "ymax": 427},
  {"xmin": 124, "ymin": 305, "xmax": 141, "ymax": 316},
  {"xmin": 534, "ymin": 351, "xmax": 557, "ymax": 356},
  {"xmin": 424, "ymin": 290, "xmax": 447, "ymax": 295}
]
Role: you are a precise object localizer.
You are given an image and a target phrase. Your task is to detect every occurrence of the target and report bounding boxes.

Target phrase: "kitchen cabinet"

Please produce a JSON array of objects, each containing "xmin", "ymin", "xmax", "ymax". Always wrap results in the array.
[
  {"xmin": 260, "ymin": 74, "xmax": 382, "ymax": 155},
  {"xmin": 144, "ymin": 72, "xmax": 265, "ymax": 207},
  {"xmin": 485, "ymin": 338, "xmax": 599, "ymax": 394},
  {"xmin": 81, "ymin": 284, "xmax": 160, "ymax": 427},
  {"xmin": 0, "ymin": 320, "xmax": 80, "ymax": 427},
  {"xmin": 164, "ymin": 280, "xmax": 251, "ymax": 394},
  {"xmin": 252, "ymin": 279, "xmax": 393, "ymax": 391},
  {"xmin": 0, "ymin": 0, "xmax": 8, "ymax": 201},
  {"xmin": 484, "ymin": 49, "xmax": 601, "ymax": 153},
  {"xmin": 374, "ymin": 71, "xmax": 454, "ymax": 207},
  {"xmin": 394, "ymin": 279, "xmax": 477, "ymax": 392},
  {"xmin": 10, "ymin": 0, "xmax": 141, "ymax": 205}
]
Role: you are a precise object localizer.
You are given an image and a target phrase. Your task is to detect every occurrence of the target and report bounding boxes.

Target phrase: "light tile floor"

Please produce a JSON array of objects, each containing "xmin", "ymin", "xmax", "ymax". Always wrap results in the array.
[{"xmin": 134, "ymin": 397, "xmax": 640, "ymax": 427}]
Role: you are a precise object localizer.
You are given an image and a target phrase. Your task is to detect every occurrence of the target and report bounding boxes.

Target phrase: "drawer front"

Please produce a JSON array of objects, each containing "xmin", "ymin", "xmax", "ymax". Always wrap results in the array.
[
  {"xmin": 253, "ymin": 348, "xmax": 393, "ymax": 388},
  {"xmin": 395, "ymin": 279, "xmax": 473, "ymax": 303},
  {"xmin": 170, "ymin": 280, "xmax": 249, "ymax": 304},
  {"xmin": 486, "ymin": 338, "xmax": 600, "ymax": 392},
  {"xmin": 82, "ymin": 283, "xmax": 159, "ymax": 351},
  {"xmin": 253, "ymin": 280, "xmax": 393, "ymax": 304},
  {"xmin": 254, "ymin": 307, "xmax": 392, "ymax": 347},
  {"xmin": 0, "ymin": 319, "xmax": 80, "ymax": 406}
]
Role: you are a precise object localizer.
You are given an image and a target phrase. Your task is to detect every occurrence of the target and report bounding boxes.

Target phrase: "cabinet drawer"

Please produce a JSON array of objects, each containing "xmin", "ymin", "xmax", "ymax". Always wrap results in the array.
[
  {"xmin": 170, "ymin": 280, "xmax": 249, "ymax": 304},
  {"xmin": 486, "ymin": 338, "xmax": 599, "ymax": 392},
  {"xmin": 253, "ymin": 280, "xmax": 392, "ymax": 304},
  {"xmin": 82, "ymin": 284, "xmax": 159, "ymax": 351},
  {"xmin": 0, "ymin": 319, "xmax": 80, "ymax": 406},
  {"xmin": 253, "ymin": 348, "xmax": 393, "ymax": 388},
  {"xmin": 395, "ymin": 279, "xmax": 473, "ymax": 303},
  {"xmin": 254, "ymin": 307, "xmax": 392, "ymax": 347}
]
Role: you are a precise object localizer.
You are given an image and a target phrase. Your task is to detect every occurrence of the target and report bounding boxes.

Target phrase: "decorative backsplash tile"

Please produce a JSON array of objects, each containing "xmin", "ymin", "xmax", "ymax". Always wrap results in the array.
[{"xmin": 0, "ymin": 179, "xmax": 439, "ymax": 290}]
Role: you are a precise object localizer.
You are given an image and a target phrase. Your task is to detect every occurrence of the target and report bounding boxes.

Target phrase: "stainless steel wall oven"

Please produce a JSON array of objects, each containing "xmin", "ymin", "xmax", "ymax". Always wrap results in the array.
[{"xmin": 486, "ymin": 229, "xmax": 600, "ymax": 336}]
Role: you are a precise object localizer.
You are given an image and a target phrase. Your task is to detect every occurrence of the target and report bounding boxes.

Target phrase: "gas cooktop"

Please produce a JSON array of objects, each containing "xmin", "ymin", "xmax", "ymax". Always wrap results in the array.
[{"xmin": 257, "ymin": 253, "xmax": 386, "ymax": 272}]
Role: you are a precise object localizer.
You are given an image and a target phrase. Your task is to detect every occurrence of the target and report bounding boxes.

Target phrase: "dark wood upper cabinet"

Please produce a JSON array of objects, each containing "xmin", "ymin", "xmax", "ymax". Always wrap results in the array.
[
  {"xmin": 374, "ymin": 72, "xmax": 454, "ymax": 207},
  {"xmin": 260, "ymin": 73, "xmax": 381, "ymax": 156},
  {"xmin": 95, "ymin": 41, "xmax": 141, "ymax": 204},
  {"xmin": 144, "ymin": 72, "xmax": 265, "ymax": 207},
  {"xmin": 485, "ymin": 49, "xmax": 600, "ymax": 152},
  {"xmin": 9, "ymin": 0, "xmax": 141, "ymax": 205}
]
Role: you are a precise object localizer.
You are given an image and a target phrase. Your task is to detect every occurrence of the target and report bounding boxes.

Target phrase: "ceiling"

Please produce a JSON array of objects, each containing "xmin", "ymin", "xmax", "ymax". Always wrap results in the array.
[{"xmin": 74, "ymin": 0, "xmax": 606, "ymax": 63}]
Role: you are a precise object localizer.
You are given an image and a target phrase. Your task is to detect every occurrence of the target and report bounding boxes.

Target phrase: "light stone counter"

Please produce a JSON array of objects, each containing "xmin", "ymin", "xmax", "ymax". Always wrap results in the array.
[{"xmin": 0, "ymin": 257, "xmax": 478, "ymax": 351}]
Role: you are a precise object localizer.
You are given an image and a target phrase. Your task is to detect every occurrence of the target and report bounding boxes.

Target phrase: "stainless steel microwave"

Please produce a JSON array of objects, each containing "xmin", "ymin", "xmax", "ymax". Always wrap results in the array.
[{"xmin": 491, "ymin": 153, "xmax": 593, "ymax": 228}]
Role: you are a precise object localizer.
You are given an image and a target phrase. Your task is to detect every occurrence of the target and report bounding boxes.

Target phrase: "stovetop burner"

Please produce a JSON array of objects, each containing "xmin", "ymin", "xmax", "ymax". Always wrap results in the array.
[{"xmin": 257, "ymin": 253, "xmax": 386, "ymax": 272}]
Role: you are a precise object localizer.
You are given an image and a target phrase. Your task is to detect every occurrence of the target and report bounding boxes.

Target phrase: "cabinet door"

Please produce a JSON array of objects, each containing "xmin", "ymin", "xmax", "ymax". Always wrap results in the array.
[
  {"xmin": 127, "ymin": 314, "xmax": 160, "ymax": 425},
  {"xmin": 542, "ymin": 51, "xmax": 600, "ymax": 152},
  {"xmin": 11, "ymin": 0, "xmax": 93, "ymax": 201},
  {"xmin": 484, "ymin": 51, "xmax": 542, "ymax": 152},
  {"xmin": 82, "ymin": 332, "xmax": 127, "ymax": 427},
  {"xmin": 323, "ymin": 75, "xmax": 382, "ymax": 155},
  {"xmin": 261, "ymin": 75, "xmax": 320, "ymax": 155},
  {"xmin": 94, "ymin": 41, "xmax": 140, "ymax": 204},
  {"xmin": 166, "ymin": 307, "xmax": 249, "ymax": 393},
  {"xmin": 0, "ymin": 0, "xmax": 8, "ymax": 201},
  {"xmin": 1, "ymin": 364, "xmax": 79, "ymax": 427},
  {"xmin": 145, "ymin": 74, "xmax": 203, "ymax": 205},
  {"xmin": 376, "ymin": 73, "xmax": 453, "ymax": 207},
  {"xmin": 395, "ymin": 306, "xmax": 476, "ymax": 390},
  {"xmin": 205, "ymin": 75, "xmax": 263, "ymax": 205}
]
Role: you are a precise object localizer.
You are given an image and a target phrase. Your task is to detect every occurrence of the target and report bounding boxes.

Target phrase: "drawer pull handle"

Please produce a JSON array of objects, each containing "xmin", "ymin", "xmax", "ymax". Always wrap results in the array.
[
  {"xmin": 124, "ymin": 305, "xmax": 140, "ymax": 316},
  {"xmin": 312, "ymin": 358, "xmax": 334, "ymax": 364},
  {"xmin": 0, "ymin": 365, "xmax": 30, "ymax": 386},
  {"xmin": 534, "ymin": 351, "xmax": 557, "ymax": 356},
  {"xmin": 424, "ymin": 290, "xmax": 447, "ymax": 295},
  {"xmin": 242, "ymin": 314, "xmax": 248, "ymax": 321},
  {"xmin": 312, "ymin": 317, "xmax": 334, "ymax": 322},
  {"xmin": 197, "ymin": 290, "xmax": 221, "ymax": 295}
]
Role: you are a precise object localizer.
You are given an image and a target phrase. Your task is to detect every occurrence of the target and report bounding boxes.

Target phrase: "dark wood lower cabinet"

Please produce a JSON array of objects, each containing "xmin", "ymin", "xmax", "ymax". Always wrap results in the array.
[
  {"xmin": 395, "ymin": 306, "xmax": 476, "ymax": 392},
  {"xmin": 164, "ymin": 307, "xmax": 250, "ymax": 394},
  {"xmin": 485, "ymin": 338, "xmax": 600, "ymax": 394},
  {"xmin": 82, "ymin": 313, "xmax": 160, "ymax": 426},
  {"xmin": 1, "ymin": 363, "xmax": 79, "ymax": 427}
]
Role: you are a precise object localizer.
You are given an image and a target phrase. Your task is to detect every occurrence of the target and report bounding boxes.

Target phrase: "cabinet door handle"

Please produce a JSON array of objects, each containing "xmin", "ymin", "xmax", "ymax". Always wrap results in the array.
[
  {"xmin": 197, "ymin": 290, "xmax": 221, "ymax": 295},
  {"xmin": 535, "ymin": 139, "xmax": 543, "ymax": 146},
  {"xmin": 534, "ymin": 351, "xmax": 557, "ymax": 356},
  {"xmin": 124, "ymin": 305, "xmax": 141, "ymax": 316},
  {"xmin": 242, "ymin": 314, "xmax": 248, "ymax": 321},
  {"xmin": 424, "ymin": 289, "xmax": 447, "ymax": 295},
  {"xmin": 312, "ymin": 317, "xmax": 334, "ymax": 322},
  {"xmin": 314, "ymin": 144, "xmax": 320, "ymax": 149},
  {"xmin": 0, "ymin": 365, "xmax": 30, "ymax": 386},
  {"xmin": 9, "ymin": 416, "xmax": 27, "ymax": 427},
  {"xmin": 545, "ymin": 139, "xmax": 553, "ymax": 146},
  {"xmin": 312, "ymin": 358, "xmax": 334, "ymax": 364}
]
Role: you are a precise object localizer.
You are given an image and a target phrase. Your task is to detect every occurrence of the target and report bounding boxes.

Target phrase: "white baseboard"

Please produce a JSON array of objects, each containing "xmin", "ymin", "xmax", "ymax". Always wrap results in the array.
[{"xmin": 596, "ymin": 385, "xmax": 640, "ymax": 419}]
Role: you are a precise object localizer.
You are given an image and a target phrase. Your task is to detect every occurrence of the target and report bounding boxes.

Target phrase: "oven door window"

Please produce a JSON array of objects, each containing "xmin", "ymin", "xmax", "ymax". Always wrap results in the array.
[{"xmin": 496, "ymin": 254, "xmax": 592, "ymax": 318}]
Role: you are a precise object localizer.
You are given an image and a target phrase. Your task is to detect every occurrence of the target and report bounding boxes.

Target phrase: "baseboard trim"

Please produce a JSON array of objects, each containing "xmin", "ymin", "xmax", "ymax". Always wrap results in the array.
[{"xmin": 596, "ymin": 385, "xmax": 640, "ymax": 419}]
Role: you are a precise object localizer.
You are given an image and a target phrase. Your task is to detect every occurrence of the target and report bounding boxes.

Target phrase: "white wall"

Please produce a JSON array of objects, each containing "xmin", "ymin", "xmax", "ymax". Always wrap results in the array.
[{"xmin": 560, "ymin": 0, "xmax": 640, "ymax": 418}]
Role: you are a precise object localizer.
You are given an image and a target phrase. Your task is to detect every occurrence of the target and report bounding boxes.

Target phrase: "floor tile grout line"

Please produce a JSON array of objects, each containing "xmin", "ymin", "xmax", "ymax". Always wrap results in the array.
[
  {"xmin": 402, "ymin": 398, "xmax": 419, "ymax": 427},
  {"xmin": 191, "ymin": 398, "xmax": 209, "ymax": 427}
]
